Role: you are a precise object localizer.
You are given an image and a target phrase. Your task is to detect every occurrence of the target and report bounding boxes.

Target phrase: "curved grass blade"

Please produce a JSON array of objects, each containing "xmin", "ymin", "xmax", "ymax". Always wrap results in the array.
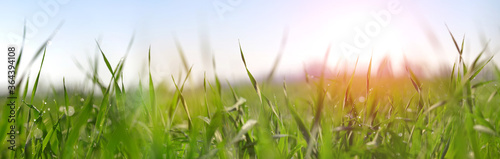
[
  {"xmin": 174, "ymin": 35, "xmax": 190, "ymax": 72},
  {"xmin": 230, "ymin": 119, "xmax": 257, "ymax": 144},
  {"xmin": 30, "ymin": 47, "xmax": 47, "ymax": 103},
  {"xmin": 266, "ymin": 28, "xmax": 289, "ymax": 83},
  {"xmin": 283, "ymin": 81, "xmax": 311, "ymax": 143},
  {"xmin": 172, "ymin": 76, "xmax": 193, "ymax": 129},
  {"xmin": 466, "ymin": 55, "xmax": 494, "ymax": 82},
  {"xmin": 239, "ymin": 41, "xmax": 262, "ymax": 103},
  {"xmin": 95, "ymin": 41, "xmax": 114, "ymax": 77}
]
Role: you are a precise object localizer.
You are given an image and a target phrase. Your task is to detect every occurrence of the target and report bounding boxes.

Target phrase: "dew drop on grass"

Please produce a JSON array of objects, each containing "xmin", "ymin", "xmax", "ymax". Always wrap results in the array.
[
  {"xmin": 47, "ymin": 108, "xmax": 50, "ymax": 111},
  {"xmin": 68, "ymin": 106, "xmax": 75, "ymax": 116},
  {"xmin": 398, "ymin": 133, "xmax": 403, "ymax": 137},
  {"xmin": 358, "ymin": 96, "xmax": 366, "ymax": 102},
  {"xmin": 59, "ymin": 106, "xmax": 75, "ymax": 116},
  {"xmin": 106, "ymin": 119, "xmax": 112, "ymax": 126},
  {"xmin": 81, "ymin": 98, "xmax": 85, "ymax": 102},
  {"xmin": 34, "ymin": 128, "xmax": 43, "ymax": 139},
  {"xmin": 34, "ymin": 119, "xmax": 36, "ymax": 122}
]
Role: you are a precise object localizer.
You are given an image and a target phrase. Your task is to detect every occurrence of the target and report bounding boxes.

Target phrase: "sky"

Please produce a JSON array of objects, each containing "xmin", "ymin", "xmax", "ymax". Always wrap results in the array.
[{"xmin": 1, "ymin": 0, "xmax": 500, "ymax": 90}]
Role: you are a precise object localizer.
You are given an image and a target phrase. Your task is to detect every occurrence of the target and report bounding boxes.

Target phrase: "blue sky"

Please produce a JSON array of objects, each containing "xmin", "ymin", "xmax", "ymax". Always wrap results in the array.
[{"xmin": 1, "ymin": 0, "xmax": 499, "ymax": 89}]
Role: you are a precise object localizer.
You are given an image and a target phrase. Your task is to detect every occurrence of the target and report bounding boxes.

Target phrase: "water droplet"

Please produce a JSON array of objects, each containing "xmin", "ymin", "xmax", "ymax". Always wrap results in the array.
[
  {"xmin": 67, "ymin": 106, "xmax": 75, "ymax": 116},
  {"xmin": 34, "ymin": 129, "xmax": 43, "ymax": 139},
  {"xmin": 43, "ymin": 111, "xmax": 46, "ymax": 113},
  {"xmin": 34, "ymin": 119, "xmax": 36, "ymax": 122},
  {"xmin": 398, "ymin": 133, "xmax": 403, "ymax": 137},
  {"xmin": 358, "ymin": 96, "xmax": 366, "ymax": 102},
  {"xmin": 47, "ymin": 108, "xmax": 50, "ymax": 111},
  {"xmin": 80, "ymin": 98, "xmax": 85, "ymax": 102},
  {"xmin": 44, "ymin": 102, "xmax": 47, "ymax": 105}
]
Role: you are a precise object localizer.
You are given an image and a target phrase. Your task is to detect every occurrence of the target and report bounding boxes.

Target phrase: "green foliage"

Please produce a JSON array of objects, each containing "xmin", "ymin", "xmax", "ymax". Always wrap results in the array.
[{"xmin": 1, "ymin": 30, "xmax": 499, "ymax": 159}]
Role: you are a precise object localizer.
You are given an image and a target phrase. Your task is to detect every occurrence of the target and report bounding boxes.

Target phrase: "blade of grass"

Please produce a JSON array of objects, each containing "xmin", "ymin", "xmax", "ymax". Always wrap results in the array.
[
  {"xmin": 239, "ymin": 40, "xmax": 262, "ymax": 103},
  {"xmin": 230, "ymin": 119, "xmax": 257, "ymax": 144},
  {"xmin": 172, "ymin": 75, "xmax": 193, "ymax": 129},
  {"xmin": 446, "ymin": 25, "xmax": 464, "ymax": 63},
  {"xmin": 265, "ymin": 28, "xmax": 288, "ymax": 83},
  {"xmin": 283, "ymin": 81, "xmax": 311, "ymax": 145},
  {"xmin": 96, "ymin": 41, "xmax": 115, "ymax": 77},
  {"xmin": 174, "ymin": 35, "xmax": 190, "ymax": 72}
]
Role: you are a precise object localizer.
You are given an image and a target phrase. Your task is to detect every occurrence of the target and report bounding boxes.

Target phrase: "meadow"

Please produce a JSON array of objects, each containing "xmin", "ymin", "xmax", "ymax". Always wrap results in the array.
[{"xmin": 1, "ymin": 29, "xmax": 499, "ymax": 159}]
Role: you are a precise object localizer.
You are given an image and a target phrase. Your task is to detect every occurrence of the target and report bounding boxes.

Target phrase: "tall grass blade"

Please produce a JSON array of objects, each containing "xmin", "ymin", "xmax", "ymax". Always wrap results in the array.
[
  {"xmin": 30, "ymin": 47, "xmax": 47, "ymax": 103},
  {"xmin": 174, "ymin": 36, "xmax": 190, "ymax": 72},
  {"xmin": 96, "ymin": 41, "xmax": 115, "ymax": 77},
  {"xmin": 266, "ymin": 28, "xmax": 289, "ymax": 83},
  {"xmin": 172, "ymin": 76, "xmax": 193, "ymax": 129},
  {"xmin": 239, "ymin": 41, "xmax": 262, "ymax": 103},
  {"xmin": 283, "ymin": 81, "xmax": 311, "ymax": 145}
]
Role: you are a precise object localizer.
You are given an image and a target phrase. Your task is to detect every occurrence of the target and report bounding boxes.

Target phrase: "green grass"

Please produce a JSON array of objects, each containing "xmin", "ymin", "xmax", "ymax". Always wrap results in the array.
[{"xmin": 1, "ymin": 31, "xmax": 500, "ymax": 159}]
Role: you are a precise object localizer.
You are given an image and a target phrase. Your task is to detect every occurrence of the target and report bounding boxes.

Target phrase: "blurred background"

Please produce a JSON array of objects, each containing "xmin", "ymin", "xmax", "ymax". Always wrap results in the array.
[{"xmin": 1, "ymin": 0, "xmax": 499, "ymax": 91}]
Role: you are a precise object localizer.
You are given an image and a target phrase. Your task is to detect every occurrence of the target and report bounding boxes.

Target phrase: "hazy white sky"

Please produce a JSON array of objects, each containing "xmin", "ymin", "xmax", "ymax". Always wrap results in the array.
[{"xmin": 1, "ymin": 0, "xmax": 499, "ymax": 89}]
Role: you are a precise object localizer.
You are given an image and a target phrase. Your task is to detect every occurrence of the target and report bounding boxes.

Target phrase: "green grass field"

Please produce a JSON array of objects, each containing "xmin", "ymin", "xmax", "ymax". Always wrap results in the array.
[{"xmin": 1, "ymin": 30, "xmax": 500, "ymax": 158}]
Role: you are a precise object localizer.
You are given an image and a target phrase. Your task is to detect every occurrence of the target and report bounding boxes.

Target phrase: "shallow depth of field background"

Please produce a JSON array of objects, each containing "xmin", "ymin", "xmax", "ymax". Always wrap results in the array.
[
  {"xmin": 1, "ymin": 0, "xmax": 499, "ymax": 87},
  {"xmin": 1, "ymin": 0, "xmax": 500, "ymax": 158}
]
